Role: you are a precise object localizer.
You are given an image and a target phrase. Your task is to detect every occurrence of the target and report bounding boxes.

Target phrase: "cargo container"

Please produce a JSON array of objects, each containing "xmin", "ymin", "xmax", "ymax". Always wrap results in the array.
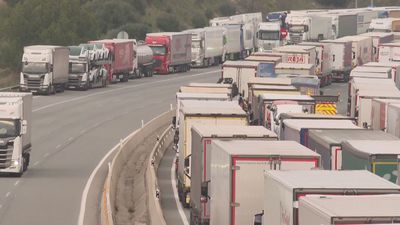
[
  {"xmin": 280, "ymin": 119, "xmax": 359, "ymax": 144},
  {"xmin": 222, "ymin": 61, "xmax": 261, "ymax": 97},
  {"xmin": 341, "ymin": 140, "xmax": 400, "ymax": 183},
  {"xmin": 177, "ymin": 100, "xmax": 247, "ymax": 207},
  {"xmin": 387, "ymin": 103, "xmax": 400, "ymax": 138},
  {"xmin": 145, "ymin": 32, "xmax": 192, "ymax": 74},
  {"xmin": 360, "ymin": 32, "xmax": 394, "ymax": 62},
  {"xmin": 320, "ymin": 39, "xmax": 353, "ymax": 81},
  {"xmin": 275, "ymin": 63, "xmax": 315, "ymax": 76},
  {"xmin": 298, "ymin": 42, "xmax": 332, "ymax": 86},
  {"xmin": 190, "ymin": 125, "xmax": 277, "ymax": 225},
  {"xmin": 264, "ymin": 170, "xmax": 400, "ymax": 225},
  {"xmin": 185, "ymin": 27, "xmax": 224, "ymax": 67},
  {"xmin": 378, "ymin": 42, "xmax": 400, "ymax": 63},
  {"xmin": 273, "ymin": 45, "xmax": 317, "ymax": 65},
  {"xmin": 349, "ymin": 66, "xmax": 392, "ymax": 79},
  {"xmin": 299, "ymin": 195, "xmax": 400, "ymax": 225},
  {"xmin": 336, "ymin": 35, "xmax": 372, "ymax": 67},
  {"xmin": 307, "ymin": 129, "xmax": 396, "ymax": 170},
  {"xmin": 371, "ymin": 98, "xmax": 400, "ymax": 131},
  {"xmin": 210, "ymin": 140, "xmax": 320, "ymax": 225}
]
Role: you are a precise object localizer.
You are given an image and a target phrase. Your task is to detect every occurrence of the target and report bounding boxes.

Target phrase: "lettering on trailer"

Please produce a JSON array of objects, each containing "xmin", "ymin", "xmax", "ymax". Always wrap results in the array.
[
  {"xmin": 315, "ymin": 103, "xmax": 337, "ymax": 115},
  {"xmin": 287, "ymin": 55, "xmax": 305, "ymax": 64}
]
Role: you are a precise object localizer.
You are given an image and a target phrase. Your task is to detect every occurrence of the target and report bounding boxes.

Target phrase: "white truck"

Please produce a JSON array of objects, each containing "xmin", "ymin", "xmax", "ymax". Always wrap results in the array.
[
  {"xmin": 222, "ymin": 24, "xmax": 242, "ymax": 60},
  {"xmin": 368, "ymin": 17, "xmax": 400, "ymax": 32},
  {"xmin": 336, "ymin": 35, "xmax": 372, "ymax": 68},
  {"xmin": 264, "ymin": 170, "xmax": 400, "ymax": 225},
  {"xmin": 320, "ymin": 39, "xmax": 353, "ymax": 81},
  {"xmin": 387, "ymin": 103, "xmax": 400, "ymax": 138},
  {"xmin": 360, "ymin": 32, "xmax": 394, "ymax": 62},
  {"xmin": 299, "ymin": 194, "xmax": 400, "ymax": 225},
  {"xmin": 322, "ymin": 12, "xmax": 358, "ymax": 39},
  {"xmin": 286, "ymin": 14, "xmax": 332, "ymax": 44},
  {"xmin": 273, "ymin": 45, "xmax": 317, "ymax": 65},
  {"xmin": 355, "ymin": 10, "xmax": 379, "ymax": 34},
  {"xmin": 364, "ymin": 61, "xmax": 400, "ymax": 87},
  {"xmin": 306, "ymin": 129, "xmax": 396, "ymax": 170},
  {"xmin": 186, "ymin": 27, "xmax": 224, "ymax": 67},
  {"xmin": 371, "ymin": 98, "xmax": 400, "ymax": 131},
  {"xmin": 190, "ymin": 125, "xmax": 277, "ymax": 225},
  {"xmin": 210, "ymin": 140, "xmax": 320, "ymax": 225},
  {"xmin": 378, "ymin": 42, "xmax": 400, "ymax": 63},
  {"xmin": 222, "ymin": 60, "xmax": 260, "ymax": 97},
  {"xmin": 275, "ymin": 63, "xmax": 316, "ymax": 76},
  {"xmin": 177, "ymin": 100, "xmax": 247, "ymax": 207},
  {"xmin": 298, "ymin": 42, "xmax": 333, "ymax": 86},
  {"xmin": 20, "ymin": 45, "xmax": 69, "ymax": 95},
  {"xmin": 0, "ymin": 93, "xmax": 32, "ymax": 176},
  {"xmin": 349, "ymin": 66, "xmax": 392, "ymax": 79},
  {"xmin": 256, "ymin": 22, "xmax": 283, "ymax": 51}
]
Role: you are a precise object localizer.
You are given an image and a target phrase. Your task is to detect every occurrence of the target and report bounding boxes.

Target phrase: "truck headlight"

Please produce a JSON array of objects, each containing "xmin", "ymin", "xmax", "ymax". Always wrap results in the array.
[{"xmin": 11, "ymin": 159, "xmax": 19, "ymax": 168}]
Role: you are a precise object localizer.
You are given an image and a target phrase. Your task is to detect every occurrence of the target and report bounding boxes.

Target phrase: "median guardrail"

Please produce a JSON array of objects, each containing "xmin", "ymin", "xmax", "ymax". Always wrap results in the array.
[{"xmin": 101, "ymin": 109, "xmax": 174, "ymax": 225}]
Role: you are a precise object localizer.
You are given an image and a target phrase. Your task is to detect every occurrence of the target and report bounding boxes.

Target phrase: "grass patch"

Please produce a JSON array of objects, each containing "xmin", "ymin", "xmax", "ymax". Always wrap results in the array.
[{"xmin": 0, "ymin": 69, "xmax": 19, "ymax": 88}]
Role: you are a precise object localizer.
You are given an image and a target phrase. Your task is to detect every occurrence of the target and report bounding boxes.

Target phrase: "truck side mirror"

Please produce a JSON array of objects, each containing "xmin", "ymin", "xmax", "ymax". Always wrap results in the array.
[{"xmin": 21, "ymin": 120, "xmax": 27, "ymax": 135}]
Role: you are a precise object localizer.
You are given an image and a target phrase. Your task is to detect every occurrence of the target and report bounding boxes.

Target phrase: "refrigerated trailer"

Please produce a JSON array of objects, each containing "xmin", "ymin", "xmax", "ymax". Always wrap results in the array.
[
  {"xmin": 177, "ymin": 100, "xmax": 247, "ymax": 207},
  {"xmin": 371, "ymin": 98, "xmax": 400, "ymax": 131},
  {"xmin": 378, "ymin": 42, "xmax": 400, "ymax": 63},
  {"xmin": 275, "ymin": 63, "xmax": 315, "ymax": 76},
  {"xmin": 336, "ymin": 35, "xmax": 372, "ymax": 68},
  {"xmin": 363, "ymin": 61, "xmax": 400, "ymax": 87},
  {"xmin": 320, "ymin": 39, "xmax": 353, "ymax": 81},
  {"xmin": 307, "ymin": 129, "xmax": 396, "ymax": 170},
  {"xmin": 360, "ymin": 32, "xmax": 394, "ymax": 62},
  {"xmin": 273, "ymin": 45, "xmax": 317, "ymax": 66},
  {"xmin": 349, "ymin": 66, "xmax": 392, "ymax": 79},
  {"xmin": 190, "ymin": 125, "xmax": 277, "ymax": 225},
  {"xmin": 264, "ymin": 170, "xmax": 400, "ymax": 225},
  {"xmin": 299, "ymin": 195, "xmax": 400, "ymax": 225},
  {"xmin": 210, "ymin": 140, "xmax": 320, "ymax": 225},
  {"xmin": 387, "ymin": 103, "xmax": 400, "ymax": 138},
  {"xmin": 222, "ymin": 60, "xmax": 261, "ymax": 97}
]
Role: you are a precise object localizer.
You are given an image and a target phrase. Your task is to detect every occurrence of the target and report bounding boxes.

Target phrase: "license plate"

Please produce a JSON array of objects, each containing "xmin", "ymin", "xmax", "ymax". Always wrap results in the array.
[{"xmin": 69, "ymin": 86, "xmax": 75, "ymax": 89}]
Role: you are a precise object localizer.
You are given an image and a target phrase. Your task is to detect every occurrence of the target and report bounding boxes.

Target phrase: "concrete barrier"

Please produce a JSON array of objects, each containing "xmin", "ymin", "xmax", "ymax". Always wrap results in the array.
[{"xmin": 100, "ymin": 109, "xmax": 174, "ymax": 225}]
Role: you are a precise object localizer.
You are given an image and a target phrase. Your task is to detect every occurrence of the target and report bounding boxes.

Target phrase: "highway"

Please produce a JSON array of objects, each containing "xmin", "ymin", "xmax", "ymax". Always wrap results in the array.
[
  {"xmin": 0, "ymin": 68, "xmax": 219, "ymax": 225},
  {"xmin": 157, "ymin": 82, "xmax": 349, "ymax": 225}
]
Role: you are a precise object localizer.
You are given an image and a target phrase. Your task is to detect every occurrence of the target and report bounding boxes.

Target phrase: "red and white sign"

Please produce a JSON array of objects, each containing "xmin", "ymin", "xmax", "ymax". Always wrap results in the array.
[{"xmin": 287, "ymin": 54, "xmax": 306, "ymax": 64}]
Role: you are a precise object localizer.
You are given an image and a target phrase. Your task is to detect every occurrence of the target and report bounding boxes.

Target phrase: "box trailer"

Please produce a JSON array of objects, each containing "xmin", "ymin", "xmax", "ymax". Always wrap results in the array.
[
  {"xmin": 364, "ymin": 61, "xmax": 400, "ymax": 87},
  {"xmin": 249, "ymin": 84, "xmax": 300, "ymax": 105},
  {"xmin": 210, "ymin": 140, "xmax": 320, "ymax": 225},
  {"xmin": 307, "ymin": 129, "xmax": 396, "ymax": 170},
  {"xmin": 275, "ymin": 63, "xmax": 315, "ymax": 76},
  {"xmin": 280, "ymin": 119, "xmax": 359, "ymax": 144},
  {"xmin": 387, "ymin": 103, "xmax": 400, "ymax": 138},
  {"xmin": 177, "ymin": 100, "xmax": 247, "ymax": 207},
  {"xmin": 378, "ymin": 42, "xmax": 400, "ymax": 63},
  {"xmin": 244, "ymin": 56, "xmax": 280, "ymax": 78},
  {"xmin": 273, "ymin": 45, "xmax": 317, "ymax": 66},
  {"xmin": 336, "ymin": 35, "xmax": 372, "ymax": 67},
  {"xmin": 286, "ymin": 14, "xmax": 333, "ymax": 44},
  {"xmin": 222, "ymin": 60, "xmax": 261, "ymax": 97},
  {"xmin": 247, "ymin": 77, "xmax": 292, "ymax": 101},
  {"xmin": 190, "ymin": 125, "xmax": 277, "ymax": 225},
  {"xmin": 223, "ymin": 24, "xmax": 242, "ymax": 60},
  {"xmin": 371, "ymin": 98, "xmax": 400, "ymax": 131},
  {"xmin": 264, "ymin": 170, "xmax": 400, "ymax": 225},
  {"xmin": 320, "ymin": 39, "xmax": 353, "ymax": 81},
  {"xmin": 368, "ymin": 17, "xmax": 400, "ymax": 32},
  {"xmin": 349, "ymin": 66, "xmax": 392, "ymax": 79},
  {"xmin": 322, "ymin": 13, "xmax": 358, "ymax": 39},
  {"xmin": 341, "ymin": 140, "xmax": 400, "ymax": 183},
  {"xmin": 299, "ymin": 194, "xmax": 400, "ymax": 225},
  {"xmin": 360, "ymin": 32, "xmax": 394, "ymax": 62},
  {"xmin": 179, "ymin": 84, "xmax": 232, "ymax": 97}
]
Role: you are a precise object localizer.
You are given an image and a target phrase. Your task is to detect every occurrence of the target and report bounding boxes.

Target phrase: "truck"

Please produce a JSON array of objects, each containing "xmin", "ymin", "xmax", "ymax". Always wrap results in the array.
[
  {"xmin": 247, "ymin": 77, "xmax": 292, "ymax": 102},
  {"xmin": 349, "ymin": 66, "xmax": 392, "ymax": 79},
  {"xmin": 185, "ymin": 27, "xmax": 224, "ymax": 67},
  {"xmin": 177, "ymin": 100, "xmax": 247, "ymax": 207},
  {"xmin": 136, "ymin": 43, "xmax": 154, "ymax": 77},
  {"xmin": 290, "ymin": 76, "xmax": 320, "ymax": 95},
  {"xmin": 360, "ymin": 32, "xmax": 394, "ymax": 62},
  {"xmin": 244, "ymin": 56, "xmax": 281, "ymax": 77},
  {"xmin": 0, "ymin": 93, "xmax": 32, "ymax": 176},
  {"xmin": 182, "ymin": 83, "xmax": 233, "ymax": 97},
  {"xmin": 256, "ymin": 22, "xmax": 283, "ymax": 51},
  {"xmin": 378, "ymin": 42, "xmax": 400, "ymax": 63},
  {"xmin": 320, "ymin": 39, "xmax": 353, "ymax": 81},
  {"xmin": 210, "ymin": 140, "xmax": 320, "ymax": 225},
  {"xmin": 280, "ymin": 119, "xmax": 359, "ymax": 144},
  {"xmin": 275, "ymin": 63, "xmax": 316, "ymax": 76},
  {"xmin": 190, "ymin": 125, "xmax": 278, "ymax": 225},
  {"xmin": 286, "ymin": 14, "xmax": 333, "ymax": 44},
  {"xmin": 221, "ymin": 61, "xmax": 261, "ymax": 97},
  {"xmin": 355, "ymin": 10, "xmax": 379, "ymax": 34},
  {"xmin": 273, "ymin": 45, "xmax": 317, "ymax": 65},
  {"xmin": 341, "ymin": 140, "xmax": 400, "ymax": 183},
  {"xmin": 222, "ymin": 24, "xmax": 242, "ymax": 60},
  {"xmin": 245, "ymin": 55, "xmax": 282, "ymax": 64},
  {"xmin": 249, "ymin": 84, "xmax": 300, "ymax": 105},
  {"xmin": 298, "ymin": 42, "xmax": 333, "ymax": 86},
  {"xmin": 306, "ymin": 129, "xmax": 396, "ymax": 170},
  {"xmin": 90, "ymin": 39, "xmax": 134, "ymax": 82},
  {"xmin": 371, "ymin": 98, "xmax": 400, "ymax": 131},
  {"xmin": 348, "ymin": 77, "xmax": 400, "ymax": 127},
  {"xmin": 364, "ymin": 61, "xmax": 400, "ymax": 87},
  {"xmin": 20, "ymin": 45, "xmax": 69, "ymax": 95},
  {"xmin": 387, "ymin": 103, "xmax": 400, "ymax": 138},
  {"xmin": 336, "ymin": 35, "xmax": 372, "ymax": 68},
  {"xmin": 368, "ymin": 17, "xmax": 400, "ymax": 32},
  {"xmin": 322, "ymin": 12, "xmax": 358, "ymax": 39},
  {"xmin": 67, "ymin": 46, "xmax": 108, "ymax": 90},
  {"xmin": 145, "ymin": 32, "xmax": 191, "ymax": 74},
  {"xmin": 299, "ymin": 194, "xmax": 400, "ymax": 225}
]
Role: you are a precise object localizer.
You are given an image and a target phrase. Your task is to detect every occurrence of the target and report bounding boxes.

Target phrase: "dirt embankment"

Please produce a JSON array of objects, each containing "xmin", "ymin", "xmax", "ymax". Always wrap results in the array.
[{"xmin": 0, "ymin": 69, "xmax": 18, "ymax": 88}]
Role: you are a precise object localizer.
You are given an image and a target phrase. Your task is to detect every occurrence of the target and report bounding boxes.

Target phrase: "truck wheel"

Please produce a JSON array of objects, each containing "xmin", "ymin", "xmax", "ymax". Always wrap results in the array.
[{"xmin": 23, "ymin": 153, "xmax": 30, "ymax": 172}]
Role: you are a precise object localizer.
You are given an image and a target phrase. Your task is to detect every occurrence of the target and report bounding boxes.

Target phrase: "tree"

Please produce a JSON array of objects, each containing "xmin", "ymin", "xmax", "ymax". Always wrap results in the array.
[
  {"xmin": 192, "ymin": 13, "xmax": 207, "ymax": 28},
  {"xmin": 156, "ymin": 13, "xmax": 181, "ymax": 31},
  {"xmin": 218, "ymin": 2, "xmax": 236, "ymax": 17}
]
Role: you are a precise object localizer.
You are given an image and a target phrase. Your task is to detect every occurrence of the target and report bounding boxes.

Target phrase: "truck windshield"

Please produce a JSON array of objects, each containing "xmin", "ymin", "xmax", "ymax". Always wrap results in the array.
[
  {"xmin": 22, "ymin": 63, "xmax": 48, "ymax": 74},
  {"xmin": 0, "ymin": 120, "xmax": 19, "ymax": 138},
  {"xmin": 259, "ymin": 31, "xmax": 280, "ymax": 40},
  {"xmin": 69, "ymin": 47, "xmax": 82, "ymax": 56},
  {"xmin": 149, "ymin": 46, "xmax": 166, "ymax": 56},
  {"xmin": 69, "ymin": 63, "xmax": 86, "ymax": 73}
]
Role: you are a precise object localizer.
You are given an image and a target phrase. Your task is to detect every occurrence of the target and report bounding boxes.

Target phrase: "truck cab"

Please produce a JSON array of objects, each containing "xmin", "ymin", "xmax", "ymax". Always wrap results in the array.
[
  {"xmin": 287, "ymin": 16, "xmax": 310, "ymax": 44},
  {"xmin": 145, "ymin": 35, "xmax": 171, "ymax": 74},
  {"xmin": 256, "ymin": 22, "xmax": 283, "ymax": 51}
]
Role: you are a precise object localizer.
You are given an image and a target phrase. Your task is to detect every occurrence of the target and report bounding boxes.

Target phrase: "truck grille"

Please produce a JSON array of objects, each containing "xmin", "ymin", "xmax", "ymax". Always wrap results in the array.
[
  {"xmin": 0, "ymin": 146, "xmax": 13, "ymax": 169},
  {"xmin": 26, "ymin": 78, "xmax": 42, "ymax": 88},
  {"xmin": 68, "ymin": 77, "xmax": 80, "ymax": 85},
  {"xmin": 289, "ymin": 34, "xmax": 302, "ymax": 44}
]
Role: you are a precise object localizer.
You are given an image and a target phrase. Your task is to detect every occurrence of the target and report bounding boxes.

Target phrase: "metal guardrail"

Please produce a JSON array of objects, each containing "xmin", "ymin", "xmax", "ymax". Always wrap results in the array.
[
  {"xmin": 0, "ymin": 85, "xmax": 19, "ymax": 92},
  {"xmin": 100, "ymin": 109, "xmax": 174, "ymax": 225}
]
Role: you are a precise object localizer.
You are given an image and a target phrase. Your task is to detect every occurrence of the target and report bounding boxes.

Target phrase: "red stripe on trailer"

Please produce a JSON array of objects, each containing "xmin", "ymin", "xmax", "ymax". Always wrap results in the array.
[{"xmin": 334, "ymin": 147, "xmax": 341, "ymax": 170}]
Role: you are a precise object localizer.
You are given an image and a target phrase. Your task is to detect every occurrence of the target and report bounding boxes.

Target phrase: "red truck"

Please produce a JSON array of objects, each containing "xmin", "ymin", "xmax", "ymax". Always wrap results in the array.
[
  {"xmin": 90, "ymin": 39, "xmax": 134, "ymax": 82},
  {"xmin": 145, "ymin": 32, "xmax": 192, "ymax": 74}
]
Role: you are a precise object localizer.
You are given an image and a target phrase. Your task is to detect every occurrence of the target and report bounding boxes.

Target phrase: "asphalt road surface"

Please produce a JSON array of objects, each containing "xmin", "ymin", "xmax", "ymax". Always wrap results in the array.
[
  {"xmin": 0, "ymin": 67, "xmax": 219, "ymax": 225},
  {"xmin": 157, "ymin": 81, "xmax": 349, "ymax": 225}
]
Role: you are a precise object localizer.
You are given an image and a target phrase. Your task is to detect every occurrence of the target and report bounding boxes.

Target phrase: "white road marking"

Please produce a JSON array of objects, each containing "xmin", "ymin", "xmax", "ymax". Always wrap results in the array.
[
  {"xmin": 80, "ymin": 129, "xmax": 86, "ymax": 134},
  {"xmin": 33, "ymin": 161, "xmax": 39, "ymax": 166},
  {"xmin": 5, "ymin": 192, "xmax": 10, "ymax": 198},
  {"xmin": 68, "ymin": 137, "xmax": 74, "ymax": 142},
  {"xmin": 56, "ymin": 144, "xmax": 62, "ymax": 149},
  {"xmin": 171, "ymin": 155, "xmax": 190, "ymax": 225},
  {"xmin": 14, "ymin": 180, "xmax": 20, "ymax": 186},
  {"xmin": 33, "ymin": 70, "xmax": 220, "ymax": 113},
  {"xmin": 43, "ymin": 153, "xmax": 50, "ymax": 158}
]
